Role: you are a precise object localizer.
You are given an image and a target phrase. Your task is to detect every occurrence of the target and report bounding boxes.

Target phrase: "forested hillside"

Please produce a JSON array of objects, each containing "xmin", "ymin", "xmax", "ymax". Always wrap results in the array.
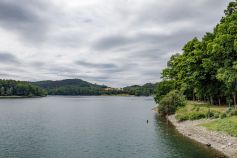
[
  {"xmin": 123, "ymin": 83, "xmax": 158, "ymax": 96},
  {"xmin": 32, "ymin": 79, "xmax": 111, "ymax": 95},
  {"xmin": 0, "ymin": 79, "xmax": 47, "ymax": 97},
  {"xmin": 32, "ymin": 79, "xmax": 157, "ymax": 96},
  {"xmin": 155, "ymin": 0, "xmax": 237, "ymax": 107}
]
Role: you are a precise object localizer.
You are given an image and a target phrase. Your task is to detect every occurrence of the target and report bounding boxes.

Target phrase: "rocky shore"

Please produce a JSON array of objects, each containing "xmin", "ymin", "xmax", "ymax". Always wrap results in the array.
[{"xmin": 167, "ymin": 115, "xmax": 237, "ymax": 158}]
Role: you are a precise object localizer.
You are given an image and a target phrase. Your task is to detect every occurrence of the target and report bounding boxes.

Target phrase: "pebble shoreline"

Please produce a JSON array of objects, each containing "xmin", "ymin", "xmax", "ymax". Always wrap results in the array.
[{"xmin": 167, "ymin": 115, "xmax": 237, "ymax": 158}]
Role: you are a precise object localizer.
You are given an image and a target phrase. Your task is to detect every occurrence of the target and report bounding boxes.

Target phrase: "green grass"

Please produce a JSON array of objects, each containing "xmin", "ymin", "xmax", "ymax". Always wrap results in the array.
[
  {"xmin": 175, "ymin": 101, "xmax": 227, "ymax": 121},
  {"xmin": 201, "ymin": 116, "xmax": 237, "ymax": 137}
]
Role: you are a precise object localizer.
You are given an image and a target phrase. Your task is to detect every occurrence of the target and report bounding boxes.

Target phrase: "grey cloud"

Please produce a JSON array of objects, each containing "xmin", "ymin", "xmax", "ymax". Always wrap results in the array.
[
  {"xmin": 0, "ymin": 52, "xmax": 19, "ymax": 64},
  {"xmin": 134, "ymin": 0, "xmax": 229, "ymax": 25},
  {"xmin": 75, "ymin": 60, "xmax": 139, "ymax": 74},
  {"xmin": 45, "ymin": 66, "xmax": 77, "ymax": 75},
  {"xmin": 0, "ymin": 0, "xmax": 232, "ymax": 87},
  {"xmin": 76, "ymin": 60, "xmax": 118, "ymax": 69},
  {"xmin": 0, "ymin": 72, "xmax": 18, "ymax": 78},
  {"xmin": 0, "ymin": 0, "xmax": 53, "ymax": 42},
  {"xmin": 29, "ymin": 61, "xmax": 45, "ymax": 68},
  {"xmin": 92, "ymin": 35, "xmax": 132, "ymax": 51},
  {"xmin": 92, "ymin": 29, "xmax": 203, "ymax": 52}
]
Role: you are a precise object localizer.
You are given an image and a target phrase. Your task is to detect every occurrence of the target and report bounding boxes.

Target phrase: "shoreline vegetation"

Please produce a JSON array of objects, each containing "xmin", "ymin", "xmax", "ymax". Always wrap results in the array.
[
  {"xmin": 0, "ymin": 96, "xmax": 44, "ymax": 99},
  {"xmin": 32, "ymin": 79, "xmax": 157, "ymax": 96},
  {"xmin": 0, "ymin": 79, "xmax": 158, "ymax": 98},
  {"xmin": 154, "ymin": 101, "xmax": 237, "ymax": 157},
  {"xmin": 154, "ymin": 1, "xmax": 237, "ymax": 157},
  {"xmin": 0, "ymin": 79, "xmax": 47, "ymax": 97},
  {"xmin": 155, "ymin": 100, "xmax": 237, "ymax": 157}
]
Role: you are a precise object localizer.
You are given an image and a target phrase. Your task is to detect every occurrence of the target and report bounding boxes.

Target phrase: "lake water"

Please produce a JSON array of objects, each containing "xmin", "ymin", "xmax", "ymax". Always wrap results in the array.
[{"xmin": 0, "ymin": 96, "xmax": 225, "ymax": 158}]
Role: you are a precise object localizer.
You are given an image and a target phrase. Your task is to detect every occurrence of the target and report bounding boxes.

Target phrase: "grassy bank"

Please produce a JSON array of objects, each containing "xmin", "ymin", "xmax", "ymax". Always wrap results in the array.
[
  {"xmin": 175, "ymin": 101, "xmax": 227, "ymax": 121},
  {"xmin": 201, "ymin": 116, "xmax": 237, "ymax": 137},
  {"xmin": 173, "ymin": 101, "xmax": 237, "ymax": 137}
]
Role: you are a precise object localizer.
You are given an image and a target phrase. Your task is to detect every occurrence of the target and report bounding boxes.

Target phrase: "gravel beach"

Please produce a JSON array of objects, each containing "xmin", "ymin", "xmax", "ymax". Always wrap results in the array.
[{"xmin": 167, "ymin": 115, "xmax": 237, "ymax": 158}]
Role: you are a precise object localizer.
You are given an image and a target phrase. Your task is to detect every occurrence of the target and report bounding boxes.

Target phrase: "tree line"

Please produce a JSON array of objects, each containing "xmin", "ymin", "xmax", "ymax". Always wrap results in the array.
[
  {"xmin": 155, "ymin": 0, "xmax": 237, "ymax": 108},
  {"xmin": 0, "ymin": 79, "xmax": 47, "ymax": 97},
  {"xmin": 0, "ymin": 79, "xmax": 157, "ymax": 97},
  {"xmin": 32, "ymin": 79, "xmax": 157, "ymax": 96},
  {"xmin": 123, "ymin": 83, "xmax": 158, "ymax": 96}
]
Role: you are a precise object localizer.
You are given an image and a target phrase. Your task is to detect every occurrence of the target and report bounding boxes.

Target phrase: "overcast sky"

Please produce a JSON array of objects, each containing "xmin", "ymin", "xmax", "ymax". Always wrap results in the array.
[{"xmin": 0, "ymin": 0, "xmax": 232, "ymax": 87}]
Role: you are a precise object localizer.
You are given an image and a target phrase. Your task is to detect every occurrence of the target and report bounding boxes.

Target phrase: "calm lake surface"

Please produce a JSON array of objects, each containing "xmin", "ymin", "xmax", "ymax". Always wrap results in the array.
[{"xmin": 0, "ymin": 96, "xmax": 225, "ymax": 158}]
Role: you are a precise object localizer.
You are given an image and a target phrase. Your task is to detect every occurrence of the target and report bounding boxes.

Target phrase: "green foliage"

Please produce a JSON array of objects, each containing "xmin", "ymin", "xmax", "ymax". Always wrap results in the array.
[
  {"xmin": 158, "ymin": 90, "xmax": 186, "ymax": 115},
  {"xmin": 158, "ymin": 1, "xmax": 237, "ymax": 106},
  {"xmin": 154, "ymin": 80, "xmax": 176, "ymax": 103},
  {"xmin": 201, "ymin": 116, "xmax": 237, "ymax": 137},
  {"xmin": 123, "ymin": 83, "xmax": 158, "ymax": 96},
  {"xmin": 225, "ymin": 108, "xmax": 237, "ymax": 117},
  {"xmin": 175, "ymin": 102, "xmax": 225, "ymax": 121},
  {"xmin": 224, "ymin": 0, "xmax": 237, "ymax": 16},
  {"xmin": 0, "ymin": 79, "xmax": 47, "ymax": 97},
  {"xmin": 220, "ymin": 113, "xmax": 227, "ymax": 119},
  {"xmin": 188, "ymin": 112, "xmax": 206, "ymax": 120}
]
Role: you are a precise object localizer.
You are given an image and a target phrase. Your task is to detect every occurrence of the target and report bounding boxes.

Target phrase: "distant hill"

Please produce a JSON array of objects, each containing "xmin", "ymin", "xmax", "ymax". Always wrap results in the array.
[
  {"xmin": 32, "ymin": 79, "xmax": 158, "ymax": 96},
  {"xmin": 33, "ymin": 79, "xmax": 107, "ymax": 89},
  {"xmin": 32, "ymin": 79, "xmax": 110, "ymax": 95}
]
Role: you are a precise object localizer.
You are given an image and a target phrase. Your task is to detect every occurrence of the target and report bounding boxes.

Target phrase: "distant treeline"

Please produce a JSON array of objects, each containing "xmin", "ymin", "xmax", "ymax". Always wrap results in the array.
[
  {"xmin": 0, "ymin": 79, "xmax": 47, "ymax": 97},
  {"xmin": 155, "ymin": 1, "xmax": 237, "ymax": 107},
  {"xmin": 123, "ymin": 83, "xmax": 158, "ymax": 96},
  {"xmin": 32, "ymin": 79, "xmax": 158, "ymax": 96}
]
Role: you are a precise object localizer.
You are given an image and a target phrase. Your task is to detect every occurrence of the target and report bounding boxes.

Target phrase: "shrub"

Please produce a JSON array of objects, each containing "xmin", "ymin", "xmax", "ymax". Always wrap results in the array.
[
  {"xmin": 230, "ymin": 109, "xmax": 237, "ymax": 116},
  {"xmin": 220, "ymin": 113, "xmax": 227, "ymax": 119},
  {"xmin": 213, "ymin": 112, "xmax": 220, "ymax": 118},
  {"xmin": 158, "ymin": 90, "xmax": 186, "ymax": 115},
  {"xmin": 189, "ymin": 111, "xmax": 206, "ymax": 120},
  {"xmin": 175, "ymin": 114, "xmax": 189, "ymax": 121},
  {"xmin": 225, "ymin": 108, "xmax": 237, "ymax": 117}
]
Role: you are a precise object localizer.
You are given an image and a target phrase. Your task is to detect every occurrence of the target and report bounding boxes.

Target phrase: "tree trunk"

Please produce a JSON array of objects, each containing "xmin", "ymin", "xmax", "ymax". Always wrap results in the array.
[
  {"xmin": 210, "ymin": 96, "xmax": 213, "ymax": 105},
  {"xmin": 227, "ymin": 97, "xmax": 230, "ymax": 107},
  {"xmin": 233, "ymin": 93, "xmax": 236, "ymax": 109},
  {"xmin": 218, "ymin": 98, "xmax": 221, "ymax": 106}
]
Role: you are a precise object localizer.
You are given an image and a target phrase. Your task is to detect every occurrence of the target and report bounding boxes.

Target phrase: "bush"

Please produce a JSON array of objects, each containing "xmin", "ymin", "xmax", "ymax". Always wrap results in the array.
[
  {"xmin": 225, "ymin": 108, "xmax": 237, "ymax": 117},
  {"xmin": 213, "ymin": 112, "xmax": 220, "ymax": 118},
  {"xmin": 175, "ymin": 102, "xmax": 223, "ymax": 121},
  {"xmin": 230, "ymin": 109, "xmax": 237, "ymax": 116},
  {"xmin": 158, "ymin": 90, "xmax": 186, "ymax": 115},
  {"xmin": 220, "ymin": 113, "xmax": 227, "ymax": 119},
  {"xmin": 189, "ymin": 111, "xmax": 206, "ymax": 120},
  {"xmin": 206, "ymin": 109, "xmax": 221, "ymax": 119},
  {"xmin": 176, "ymin": 114, "xmax": 189, "ymax": 121}
]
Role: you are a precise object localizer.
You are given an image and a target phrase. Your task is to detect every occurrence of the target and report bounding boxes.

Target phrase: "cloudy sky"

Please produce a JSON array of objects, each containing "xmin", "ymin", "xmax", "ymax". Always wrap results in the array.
[{"xmin": 0, "ymin": 0, "xmax": 232, "ymax": 87}]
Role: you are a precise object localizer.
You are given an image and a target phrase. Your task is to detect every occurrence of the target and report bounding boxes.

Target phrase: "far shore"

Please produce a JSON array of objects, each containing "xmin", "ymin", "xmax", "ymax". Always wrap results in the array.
[
  {"xmin": 0, "ymin": 95, "xmax": 152, "ymax": 99},
  {"xmin": 0, "ymin": 96, "xmax": 45, "ymax": 99},
  {"xmin": 167, "ymin": 115, "xmax": 237, "ymax": 158}
]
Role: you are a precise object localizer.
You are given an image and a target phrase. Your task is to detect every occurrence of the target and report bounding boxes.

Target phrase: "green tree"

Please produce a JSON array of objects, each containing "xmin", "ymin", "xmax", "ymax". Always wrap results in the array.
[
  {"xmin": 158, "ymin": 90, "xmax": 186, "ymax": 115},
  {"xmin": 154, "ymin": 80, "xmax": 176, "ymax": 103}
]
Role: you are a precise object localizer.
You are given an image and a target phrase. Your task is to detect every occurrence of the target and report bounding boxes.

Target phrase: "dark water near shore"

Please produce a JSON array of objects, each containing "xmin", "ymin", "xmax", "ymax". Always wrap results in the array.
[{"xmin": 0, "ymin": 96, "xmax": 225, "ymax": 158}]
